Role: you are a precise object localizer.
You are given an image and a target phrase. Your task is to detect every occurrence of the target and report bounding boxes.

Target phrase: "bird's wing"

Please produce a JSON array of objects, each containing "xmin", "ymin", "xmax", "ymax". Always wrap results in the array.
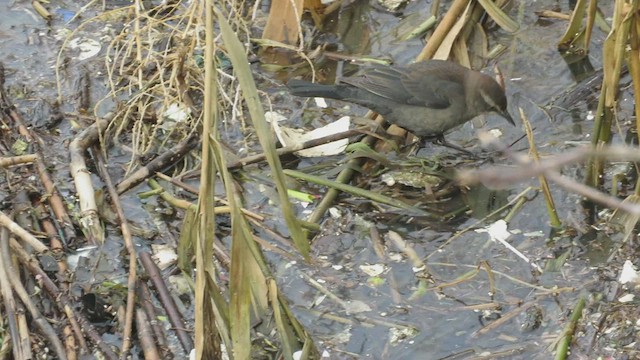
[
  {"xmin": 341, "ymin": 64, "xmax": 464, "ymax": 109},
  {"xmin": 340, "ymin": 66, "xmax": 412, "ymax": 103},
  {"xmin": 401, "ymin": 64, "xmax": 466, "ymax": 109}
]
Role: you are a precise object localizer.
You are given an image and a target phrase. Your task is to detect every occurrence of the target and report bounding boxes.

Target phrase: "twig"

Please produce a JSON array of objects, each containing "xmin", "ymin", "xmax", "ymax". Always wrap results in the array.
[
  {"xmin": 94, "ymin": 150, "xmax": 137, "ymax": 359},
  {"xmin": 536, "ymin": 10, "xmax": 571, "ymax": 20},
  {"xmin": 425, "ymin": 187, "xmax": 536, "ymax": 260},
  {"xmin": 0, "ymin": 66, "xmax": 76, "ymax": 244},
  {"xmin": 137, "ymin": 283, "xmax": 168, "ymax": 351},
  {"xmin": 457, "ymin": 144, "xmax": 640, "ymax": 188},
  {"xmin": 3, "ymin": 232, "xmax": 68, "ymax": 359},
  {"xmin": 284, "ymin": 169, "xmax": 432, "ymax": 216},
  {"xmin": 0, "ymin": 227, "xmax": 26, "ymax": 359},
  {"xmin": 136, "ymin": 309, "xmax": 161, "ymax": 359},
  {"xmin": 154, "ymin": 172, "xmax": 265, "ymax": 221},
  {"xmin": 546, "ymin": 170, "xmax": 640, "ymax": 214},
  {"xmin": 0, "ymin": 210, "xmax": 48, "ymax": 253},
  {"xmin": 457, "ymin": 143, "xmax": 640, "ymax": 215},
  {"xmin": 139, "ymin": 251, "xmax": 193, "ymax": 353},
  {"xmin": 9, "ymin": 238, "xmax": 117, "ymax": 359},
  {"xmin": 307, "ymin": 115, "xmax": 385, "ymax": 224},
  {"xmin": 428, "ymin": 262, "xmax": 575, "ymax": 294},
  {"xmin": 473, "ymin": 302, "xmax": 534, "ymax": 336},
  {"xmin": 227, "ymin": 128, "xmax": 364, "ymax": 169},
  {"xmin": 0, "ymin": 154, "xmax": 38, "ymax": 167},
  {"xmin": 416, "ymin": 0, "xmax": 470, "ymax": 60},
  {"xmin": 521, "ymin": 108, "xmax": 561, "ymax": 227},
  {"xmin": 116, "ymin": 131, "xmax": 199, "ymax": 194}
]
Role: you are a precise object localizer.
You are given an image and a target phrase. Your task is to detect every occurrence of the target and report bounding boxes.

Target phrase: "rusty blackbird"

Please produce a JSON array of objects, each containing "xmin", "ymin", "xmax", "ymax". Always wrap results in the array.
[{"xmin": 287, "ymin": 60, "xmax": 514, "ymax": 142}]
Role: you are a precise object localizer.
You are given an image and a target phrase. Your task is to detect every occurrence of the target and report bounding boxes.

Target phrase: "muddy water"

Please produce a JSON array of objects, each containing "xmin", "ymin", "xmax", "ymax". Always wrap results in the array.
[
  {"xmin": 278, "ymin": 1, "xmax": 624, "ymax": 359},
  {"xmin": 0, "ymin": 0, "xmax": 628, "ymax": 359}
]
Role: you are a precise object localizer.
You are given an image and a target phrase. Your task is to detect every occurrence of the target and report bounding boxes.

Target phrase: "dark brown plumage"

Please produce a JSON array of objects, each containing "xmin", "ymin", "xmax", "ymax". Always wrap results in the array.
[{"xmin": 288, "ymin": 60, "xmax": 514, "ymax": 139}]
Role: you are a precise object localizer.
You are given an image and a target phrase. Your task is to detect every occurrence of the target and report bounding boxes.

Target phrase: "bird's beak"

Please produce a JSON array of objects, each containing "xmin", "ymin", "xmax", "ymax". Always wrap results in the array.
[{"xmin": 498, "ymin": 110, "xmax": 516, "ymax": 126}]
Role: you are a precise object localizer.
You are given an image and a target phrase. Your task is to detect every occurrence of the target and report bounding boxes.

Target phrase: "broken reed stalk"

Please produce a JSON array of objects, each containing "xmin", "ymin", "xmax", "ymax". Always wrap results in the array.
[
  {"xmin": 520, "ymin": 108, "xmax": 561, "ymax": 228},
  {"xmin": 554, "ymin": 296, "xmax": 586, "ymax": 360},
  {"xmin": 557, "ymin": 0, "xmax": 591, "ymax": 52},
  {"xmin": 307, "ymin": 115, "xmax": 383, "ymax": 224},
  {"xmin": 585, "ymin": 0, "xmax": 637, "ymax": 188}
]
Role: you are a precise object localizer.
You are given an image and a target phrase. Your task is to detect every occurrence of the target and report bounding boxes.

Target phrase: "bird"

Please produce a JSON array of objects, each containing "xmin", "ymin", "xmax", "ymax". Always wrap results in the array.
[{"xmin": 287, "ymin": 60, "xmax": 515, "ymax": 150}]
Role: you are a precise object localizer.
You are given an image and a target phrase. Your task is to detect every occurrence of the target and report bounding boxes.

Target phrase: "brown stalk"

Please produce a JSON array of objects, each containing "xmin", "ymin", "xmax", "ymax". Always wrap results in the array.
[
  {"xmin": 137, "ymin": 283, "xmax": 168, "ymax": 351},
  {"xmin": 4, "ymin": 237, "xmax": 67, "ymax": 359},
  {"xmin": 458, "ymin": 141, "xmax": 640, "ymax": 216},
  {"xmin": 457, "ymin": 145, "xmax": 640, "ymax": 187},
  {"xmin": 136, "ymin": 309, "xmax": 161, "ymax": 359},
  {"xmin": 0, "ymin": 227, "xmax": 26, "ymax": 359},
  {"xmin": 0, "ymin": 64, "xmax": 75, "ymax": 244},
  {"xmin": 307, "ymin": 116, "xmax": 383, "ymax": 224},
  {"xmin": 9, "ymin": 238, "xmax": 116, "ymax": 359},
  {"xmin": 227, "ymin": 128, "xmax": 364, "ymax": 169},
  {"xmin": 0, "ymin": 154, "xmax": 38, "ymax": 167},
  {"xmin": 521, "ymin": 108, "xmax": 561, "ymax": 228},
  {"xmin": 417, "ymin": 0, "xmax": 471, "ymax": 61},
  {"xmin": 34, "ymin": 203, "xmax": 69, "ymax": 284},
  {"xmin": 139, "ymin": 251, "xmax": 193, "ymax": 353},
  {"xmin": 116, "ymin": 131, "xmax": 199, "ymax": 194},
  {"xmin": 0, "ymin": 210, "xmax": 48, "ymax": 253},
  {"xmin": 94, "ymin": 149, "xmax": 137, "ymax": 359}
]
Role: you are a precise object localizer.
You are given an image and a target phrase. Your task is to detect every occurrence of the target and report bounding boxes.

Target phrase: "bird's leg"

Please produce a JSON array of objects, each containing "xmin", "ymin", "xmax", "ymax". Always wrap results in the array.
[{"xmin": 431, "ymin": 135, "xmax": 477, "ymax": 158}]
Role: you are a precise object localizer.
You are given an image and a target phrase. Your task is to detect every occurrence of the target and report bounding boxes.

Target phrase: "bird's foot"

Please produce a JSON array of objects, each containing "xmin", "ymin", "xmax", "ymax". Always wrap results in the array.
[{"xmin": 431, "ymin": 136, "xmax": 478, "ymax": 158}]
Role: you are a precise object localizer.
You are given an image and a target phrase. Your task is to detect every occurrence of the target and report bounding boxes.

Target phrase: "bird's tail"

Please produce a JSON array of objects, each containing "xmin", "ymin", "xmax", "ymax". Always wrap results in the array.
[{"xmin": 287, "ymin": 79, "xmax": 342, "ymax": 99}]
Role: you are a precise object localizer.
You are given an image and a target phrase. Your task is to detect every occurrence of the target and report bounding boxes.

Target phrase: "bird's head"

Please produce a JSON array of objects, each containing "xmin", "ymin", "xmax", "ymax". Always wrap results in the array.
[{"xmin": 468, "ymin": 73, "xmax": 515, "ymax": 126}]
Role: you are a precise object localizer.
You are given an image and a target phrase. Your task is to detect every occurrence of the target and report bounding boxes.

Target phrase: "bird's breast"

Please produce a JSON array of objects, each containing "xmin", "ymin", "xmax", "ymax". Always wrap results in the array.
[{"xmin": 384, "ymin": 104, "xmax": 468, "ymax": 137}]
